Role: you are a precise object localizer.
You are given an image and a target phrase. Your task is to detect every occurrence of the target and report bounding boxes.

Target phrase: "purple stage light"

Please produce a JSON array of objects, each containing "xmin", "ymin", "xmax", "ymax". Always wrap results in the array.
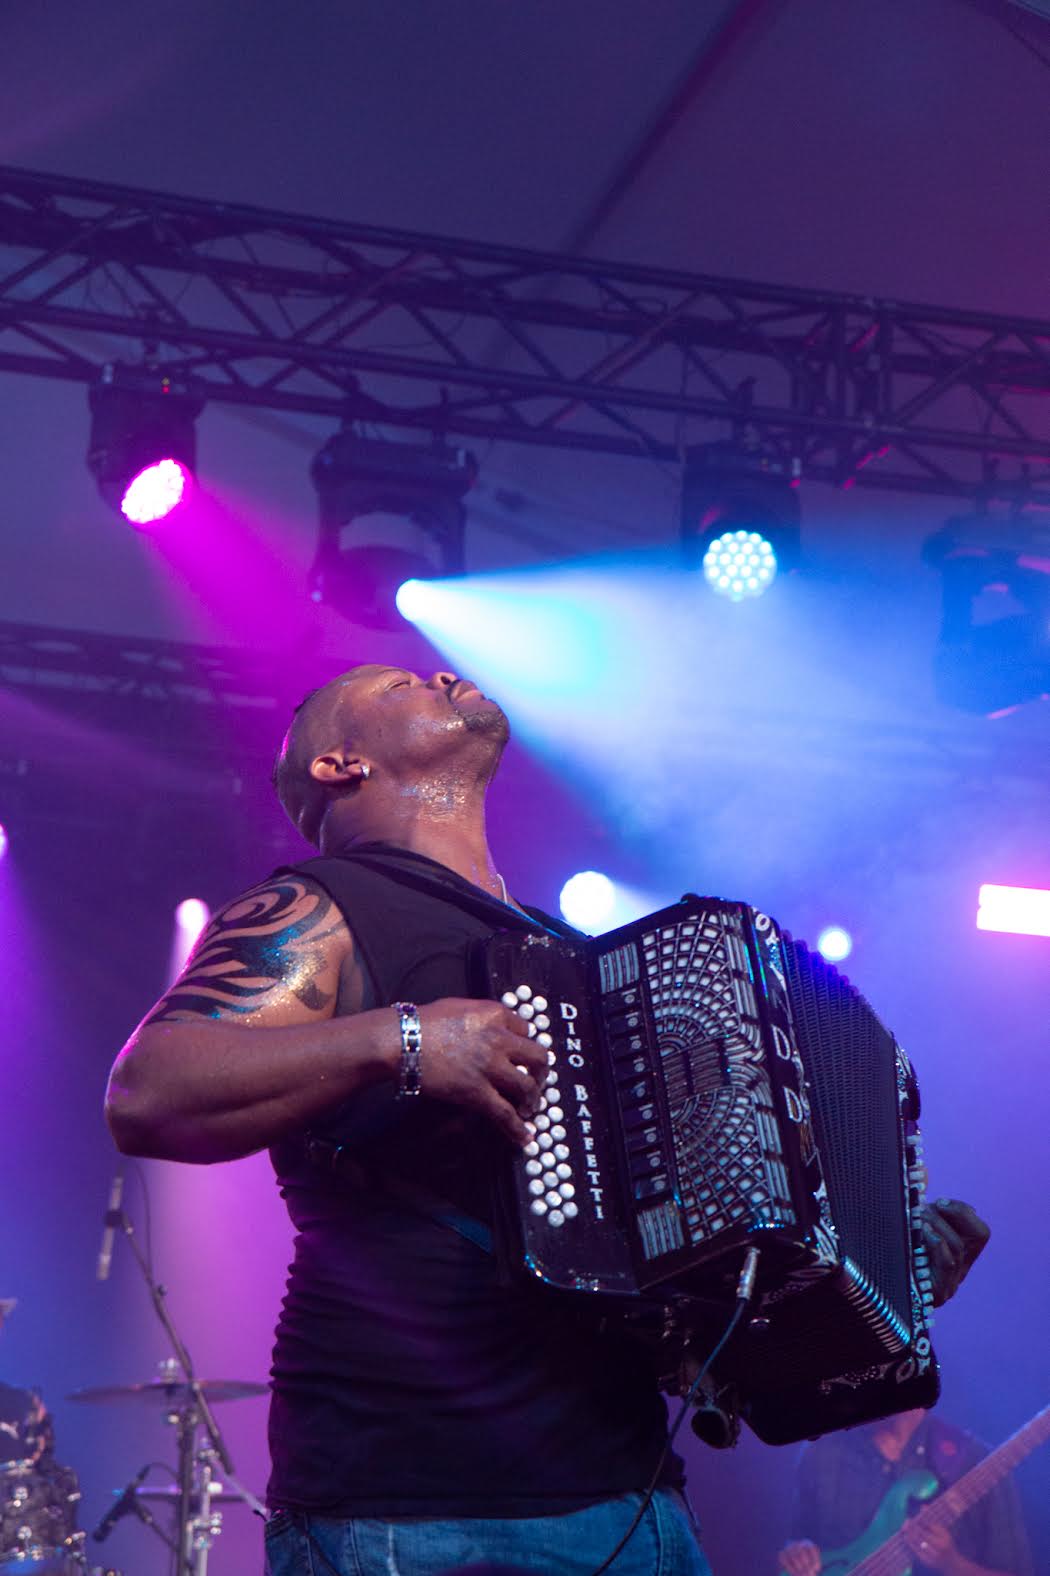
[
  {"xmin": 121, "ymin": 458, "xmax": 190, "ymax": 526},
  {"xmin": 0, "ymin": 825, "xmax": 7, "ymax": 861},
  {"xmin": 976, "ymin": 883, "xmax": 1050, "ymax": 938}
]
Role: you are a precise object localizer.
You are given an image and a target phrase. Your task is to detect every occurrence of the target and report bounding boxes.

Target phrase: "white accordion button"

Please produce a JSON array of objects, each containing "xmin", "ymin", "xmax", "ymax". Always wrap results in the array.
[
  {"xmin": 549, "ymin": 1209, "xmax": 565, "ymax": 1227},
  {"xmin": 501, "ymin": 992, "xmax": 518, "ymax": 1009},
  {"xmin": 518, "ymin": 1003, "xmax": 535, "ymax": 1020},
  {"xmin": 534, "ymin": 1014, "xmax": 550, "ymax": 1031},
  {"xmin": 530, "ymin": 1199, "xmax": 548, "ymax": 1216},
  {"xmin": 537, "ymin": 1033, "xmax": 553, "ymax": 1049},
  {"xmin": 546, "ymin": 1084, "xmax": 561, "ymax": 1102},
  {"xmin": 532, "ymin": 996, "xmax": 548, "ymax": 1012},
  {"xmin": 516, "ymin": 985, "xmax": 532, "ymax": 1001},
  {"xmin": 556, "ymin": 1166, "xmax": 572, "ymax": 1183},
  {"xmin": 550, "ymin": 1125, "xmax": 567, "ymax": 1141},
  {"xmin": 546, "ymin": 1190, "xmax": 562, "ymax": 1209},
  {"xmin": 540, "ymin": 1152, "xmax": 556, "ymax": 1170},
  {"xmin": 562, "ymin": 1202, "xmax": 578, "ymax": 1219},
  {"xmin": 537, "ymin": 1133, "xmax": 553, "ymax": 1151},
  {"xmin": 547, "ymin": 1106, "xmax": 564, "ymax": 1123},
  {"xmin": 523, "ymin": 1140, "xmax": 539, "ymax": 1158},
  {"xmin": 528, "ymin": 1178, "xmax": 545, "ymax": 1196},
  {"xmin": 554, "ymin": 1144, "xmax": 570, "ymax": 1160},
  {"xmin": 525, "ymin": 1159, "xmax": 543, "ymax": 1177},
  {"xmin": 534, "ymin": 1114, "xmax": 550, "ymax": 1132},
  {"xmin": 527, "ymin": 1023, "xmax": 538, "ymax": 1038}
]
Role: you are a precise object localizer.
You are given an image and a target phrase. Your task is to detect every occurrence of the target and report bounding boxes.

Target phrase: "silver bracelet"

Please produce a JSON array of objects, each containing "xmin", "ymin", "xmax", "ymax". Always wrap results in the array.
[{"xmin": 393, "ymin": 1002, "xmax": 423, "ymax": 1097}]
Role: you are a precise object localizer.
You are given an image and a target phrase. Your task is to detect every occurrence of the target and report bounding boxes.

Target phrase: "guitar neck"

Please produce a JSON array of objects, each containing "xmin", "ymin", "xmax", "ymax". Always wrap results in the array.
[
  {"xmin": 917, "ymin": 1405, "xmax": 1050, "ymax": 1531},
  {"xmin": 849, "ymin": 1405, "xmax": 1049, "ymax": 1576}
]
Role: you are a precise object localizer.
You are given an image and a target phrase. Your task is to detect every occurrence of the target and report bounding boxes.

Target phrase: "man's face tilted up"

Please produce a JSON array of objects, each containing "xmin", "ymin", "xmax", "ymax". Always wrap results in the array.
[{"xmin": 333, "ymin": 666, "xmax": 510, "ymax": 778}]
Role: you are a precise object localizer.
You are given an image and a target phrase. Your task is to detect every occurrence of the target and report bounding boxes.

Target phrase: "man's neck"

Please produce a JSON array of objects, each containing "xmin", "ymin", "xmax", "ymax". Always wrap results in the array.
[{"xmin": 324, "ymin": 792, "xmax": 507, "ymax": 903}]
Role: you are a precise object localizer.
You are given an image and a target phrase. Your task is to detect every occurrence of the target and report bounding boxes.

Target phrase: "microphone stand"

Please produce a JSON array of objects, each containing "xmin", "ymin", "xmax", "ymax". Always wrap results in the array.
[{"xmin": 109, "ymin": 1205, "xmax": 266, "ymax": 1575}]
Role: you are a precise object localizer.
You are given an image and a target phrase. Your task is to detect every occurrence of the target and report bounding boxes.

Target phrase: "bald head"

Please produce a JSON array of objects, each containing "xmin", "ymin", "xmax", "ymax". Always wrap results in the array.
[
  {"xmin": 273, "ymin": 664, "xmax": 509, "ymax": 848},
  {"xmin": 272, "ymin": 666, "xmax": 378, "ymax": 846}
]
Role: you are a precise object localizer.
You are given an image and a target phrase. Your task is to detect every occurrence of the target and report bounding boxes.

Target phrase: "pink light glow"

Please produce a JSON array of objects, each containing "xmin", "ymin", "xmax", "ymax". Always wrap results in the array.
[
  {"xmin": 0, "ymin": 825, "xmax": 7, "ymax": 861},
  {"xmin": 121, "ymin": 458, "xmax": 190, "ymax": 526},
  {"xmin": 168, "ymin": 897, "xmax": 211, "ymax": 985},
  {"xmin": 976, "ymin": 883, "xmax": 1050, "ymax": 939}
]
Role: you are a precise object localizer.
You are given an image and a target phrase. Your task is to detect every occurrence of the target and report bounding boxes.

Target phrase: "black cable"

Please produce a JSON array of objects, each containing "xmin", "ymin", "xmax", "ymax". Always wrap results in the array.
[{"xmin": 586, "ymin": 1247, "xmax": 760, "ymax": 1576}]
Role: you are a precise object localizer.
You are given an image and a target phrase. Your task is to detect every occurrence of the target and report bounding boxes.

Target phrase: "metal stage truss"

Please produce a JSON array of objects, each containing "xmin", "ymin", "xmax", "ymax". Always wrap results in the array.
[{"xmin": 2, "ymin": 165, "xmax": 1050, "ymax": 503}]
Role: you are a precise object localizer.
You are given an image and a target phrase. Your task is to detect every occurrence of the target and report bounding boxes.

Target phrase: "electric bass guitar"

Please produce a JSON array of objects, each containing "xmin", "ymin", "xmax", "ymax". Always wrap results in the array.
[{"xmin": 813, "ymin": 1403, "xmax": 1049, "ymax": 1575}]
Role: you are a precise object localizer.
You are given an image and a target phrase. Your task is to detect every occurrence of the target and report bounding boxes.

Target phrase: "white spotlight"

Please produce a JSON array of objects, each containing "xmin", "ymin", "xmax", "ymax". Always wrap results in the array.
[
  {"xmin": 559, "ymin": 871, "xmax": 616, "ymax": 933},
  {"xmin": 816, "ymin": 925, "xmax": 853, "ymax": 962}
]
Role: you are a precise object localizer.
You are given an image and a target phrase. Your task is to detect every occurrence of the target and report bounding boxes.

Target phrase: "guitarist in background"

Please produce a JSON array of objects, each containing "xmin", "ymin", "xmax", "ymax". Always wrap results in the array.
[{"xmin": 777, "ymin": 1404, "xmax": 1034, "ymax": 1576}]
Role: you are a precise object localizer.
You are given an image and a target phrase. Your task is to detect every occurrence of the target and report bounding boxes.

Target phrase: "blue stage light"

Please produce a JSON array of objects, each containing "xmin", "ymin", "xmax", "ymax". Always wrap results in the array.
[
  {"xmin": 817, "ymin": 925, "xmax": 852, "ymax": 962},
  {"xmin": 559, "ymin": 871, "xmax": 616, "ymax": 932},
  {"xmin": 702, "ymin": 529, "xmax": 778, "ymax": 601},
  {"xmin": 395, "ymin": 578, "xmax": 428, "ymax": 622}
]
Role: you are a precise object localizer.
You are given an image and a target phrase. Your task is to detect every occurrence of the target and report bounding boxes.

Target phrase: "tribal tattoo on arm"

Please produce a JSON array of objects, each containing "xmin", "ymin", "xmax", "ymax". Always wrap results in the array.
[{"xmin": 144, "ymin": 877, "xmax": 346, "ymax": 1025}]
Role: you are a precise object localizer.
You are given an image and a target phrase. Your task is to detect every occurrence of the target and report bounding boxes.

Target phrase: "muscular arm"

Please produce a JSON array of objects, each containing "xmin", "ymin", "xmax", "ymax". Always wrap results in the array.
[
  {"xmin": 105, "ymin": 876, "xmax": 397, "ymax": 1164},
  {"xmin": 105, "ymin": 874, "xmax": 547, "ymax": 1164}
]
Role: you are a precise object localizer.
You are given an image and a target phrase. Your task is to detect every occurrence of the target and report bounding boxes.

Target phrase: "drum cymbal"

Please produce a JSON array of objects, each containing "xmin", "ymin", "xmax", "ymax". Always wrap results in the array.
[{"xmin": 67, "ymin": 1379, "xmax": 266, "ymax": 1406}]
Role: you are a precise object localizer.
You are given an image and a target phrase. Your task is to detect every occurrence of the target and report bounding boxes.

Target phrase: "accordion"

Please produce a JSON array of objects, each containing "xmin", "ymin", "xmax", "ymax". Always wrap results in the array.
[{"xmin": 477, "ymin": 895, "xmax": 939, "ymax": 1444}]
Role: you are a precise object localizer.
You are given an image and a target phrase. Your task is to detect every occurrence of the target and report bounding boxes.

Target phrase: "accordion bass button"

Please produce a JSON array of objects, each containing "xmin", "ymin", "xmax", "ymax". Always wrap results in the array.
[
  {"xmin": 557, "ymin": 1174, "xmax": 574, "ymax": 1191},
  {"xmin": 528, "ymin": 1179, "xmax": 545, "ymax": 1197},
  {"xmin": 532, "ymin": 997, "xmax": 548, "ymax": 1012},
  {"xmin": 562, "ymin": 1202, "xmax": 578, "ymax": 1219},
  {"xmin": 518, "ymin": 1003, "xmax": 535, "ymax": 1019},
  {"xmin": 530, "ymin": 1199, "xmax": 548, "ymax": 1216},
  {"xmin": 550, "ymin": 1125, "xmax": 567, "ymax": 1141},
  {"xmin": 537, "ymin": 1033, "xmax": 553, "ymax": 1049},
  {"xmin": 549, "ymin": 1209, "xmax": 566, "ymax": 1227},
  {"xmin": 526, "ymin": 1160, "xmax": 543, "ymax": 1177},
  {"xmin": 554, "ymin": 1144, "xmax": 570, "ymax": 1160},
  {"xmin": 501, "ymin": 992, "xmax": 518, "ymax": 1008},
  {"xmin": 538, "ymin": 1133, "xmax": 553, "ymax": 1151},
  {"xmin": 524, "ymin": 1141, "xmax": 540, "ymax": 1158},
  {"xmin": 516, "ymin": 985, "xmax": 532, "ymax": 1001},
  {"xmin": 534, "ymin": 1114, "xmax": 551, "ymax": 1131},
  {"xmin": 534, "ymin": 1015, "xmax": 550, "ymax": 1030},
  {"xmin": 546, "ymin": 1106, "xmax": 564, "ymax": 1122}
]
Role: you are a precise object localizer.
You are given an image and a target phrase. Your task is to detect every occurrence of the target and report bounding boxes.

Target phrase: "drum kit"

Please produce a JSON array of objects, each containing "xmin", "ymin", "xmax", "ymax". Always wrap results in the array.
[{"xmin": 0, "ymin": 1364, "xmax": 266, "ymax": 1576}]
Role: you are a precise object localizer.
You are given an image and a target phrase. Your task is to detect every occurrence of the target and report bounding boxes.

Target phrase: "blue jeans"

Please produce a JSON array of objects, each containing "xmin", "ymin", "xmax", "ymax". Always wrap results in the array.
[{"xmin": 263, "ymin": 1490, "xmax": 712, "ymax": 1576}]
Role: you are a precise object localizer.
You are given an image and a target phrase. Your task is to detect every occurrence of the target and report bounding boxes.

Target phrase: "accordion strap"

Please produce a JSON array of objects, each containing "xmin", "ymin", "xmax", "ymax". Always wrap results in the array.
[{"xmin": 302, "ymin": 1134, "xmax": 495, "ymax": 1256}]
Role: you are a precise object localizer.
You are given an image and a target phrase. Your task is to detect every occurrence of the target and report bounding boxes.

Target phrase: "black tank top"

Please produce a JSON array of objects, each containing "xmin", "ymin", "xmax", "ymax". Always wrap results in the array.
[{"xmin": 266, "ymin": 843, "xmax": 679, "ymax": 1517}]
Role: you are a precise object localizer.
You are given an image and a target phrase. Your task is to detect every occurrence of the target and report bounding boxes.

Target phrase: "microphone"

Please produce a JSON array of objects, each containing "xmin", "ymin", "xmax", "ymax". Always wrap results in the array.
[
  {"xmin": 92, "ymin": 1464, "xmax": 149, "ymax": 1542},
  {"xmin": 95, "ymin": 1174, "xmax": 124, "ymax": 1282}
]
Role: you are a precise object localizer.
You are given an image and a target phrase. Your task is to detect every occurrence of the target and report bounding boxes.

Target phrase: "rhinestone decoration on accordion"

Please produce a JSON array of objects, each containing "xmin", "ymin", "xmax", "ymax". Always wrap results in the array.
[{"xmin": 503, "ymin": 985, "xmax": 579, "ymax": 1228}]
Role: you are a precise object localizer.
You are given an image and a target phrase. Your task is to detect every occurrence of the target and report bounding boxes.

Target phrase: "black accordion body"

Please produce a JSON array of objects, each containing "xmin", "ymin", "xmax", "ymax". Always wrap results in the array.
[{"xmin": 478, "ymin": 896, "xmax": 938, "ymax": 1444}]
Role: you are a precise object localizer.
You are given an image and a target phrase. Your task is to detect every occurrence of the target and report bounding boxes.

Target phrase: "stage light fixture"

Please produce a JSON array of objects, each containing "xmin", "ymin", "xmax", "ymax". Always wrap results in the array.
[
  {"xmin": 681, "ymin": 445, "xmax": 801, "ymax": 601},
  {"xmin": 310, "ymin": 429, "xmax": 476, "ymax": 629},
  {"xmin": 923, "ymin": 514, "xmax": 1050, "ymax": 715},
  {"xmin": 87, "ymin": 365, "xmax": 202, "ymax": 526},
  {"xmin": 0, "ymin": 824, "xmax": 7, "ymax": 861},
  {"xmin": 976, "ymin": 883, "xmax": 1050, "ymax": 939}
]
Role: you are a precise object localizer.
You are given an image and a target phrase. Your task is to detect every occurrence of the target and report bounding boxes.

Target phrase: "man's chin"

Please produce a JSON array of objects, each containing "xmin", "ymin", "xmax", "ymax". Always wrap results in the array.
[{"xmin": 462, "ymin": 699, "xmax": 510, "ymax": 742}]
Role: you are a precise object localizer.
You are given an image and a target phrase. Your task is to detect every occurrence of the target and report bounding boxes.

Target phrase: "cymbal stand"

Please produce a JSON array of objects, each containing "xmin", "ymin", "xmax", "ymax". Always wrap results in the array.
[{"xmin": 109, "ymin": 1203, "xmax": 265, "ymax": 1575}]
